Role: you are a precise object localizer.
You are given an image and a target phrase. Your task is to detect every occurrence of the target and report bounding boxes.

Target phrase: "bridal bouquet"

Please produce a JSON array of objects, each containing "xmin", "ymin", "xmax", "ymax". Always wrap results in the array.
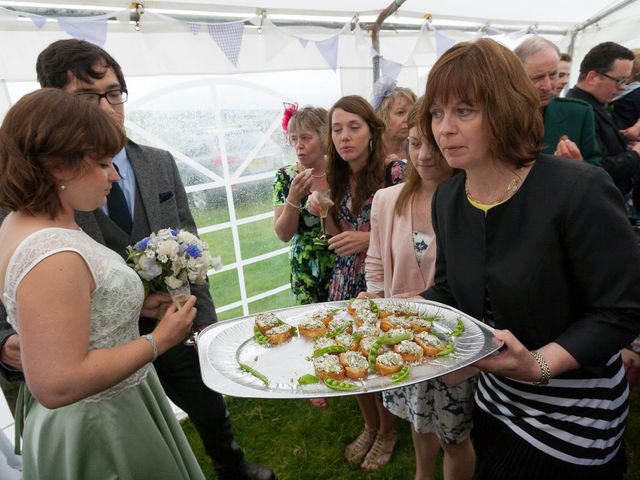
[{"xmin": 126, "ymin": 228, "xmax": 222, "ymax": 295}]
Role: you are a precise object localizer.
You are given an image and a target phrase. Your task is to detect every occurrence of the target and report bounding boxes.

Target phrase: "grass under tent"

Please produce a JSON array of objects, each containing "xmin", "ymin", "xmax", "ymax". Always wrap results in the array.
[{"xmin": 182, "ymin": 379, "xmax": 640, "ymax": 479}]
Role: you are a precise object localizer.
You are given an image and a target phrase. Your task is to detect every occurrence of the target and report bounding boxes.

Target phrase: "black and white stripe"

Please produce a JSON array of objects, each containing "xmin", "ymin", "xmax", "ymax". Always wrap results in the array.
[{"xmin": 475, "ymin": 354, "xmax": 629, "ymax": 465}]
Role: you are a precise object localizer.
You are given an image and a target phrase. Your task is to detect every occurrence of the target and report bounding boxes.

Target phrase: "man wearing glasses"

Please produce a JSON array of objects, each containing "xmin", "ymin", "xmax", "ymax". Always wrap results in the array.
[
  {"xmin": 567, "ymin": 42, "xmax": 640, "ymax": 201},
  {"xmin": 0, "ymin": 39, "xmax": 275, "ymax": 480}
]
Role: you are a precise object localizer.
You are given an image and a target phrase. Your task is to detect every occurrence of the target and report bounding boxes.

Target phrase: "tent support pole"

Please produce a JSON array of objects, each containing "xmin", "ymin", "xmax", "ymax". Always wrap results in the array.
[
  {"xmin": 568, "ymin": 0, "xmax": 638, "ymax": 58},
  {"xmin": 371, "ymin": 0, "xmax": 407, "ymax": 84}
]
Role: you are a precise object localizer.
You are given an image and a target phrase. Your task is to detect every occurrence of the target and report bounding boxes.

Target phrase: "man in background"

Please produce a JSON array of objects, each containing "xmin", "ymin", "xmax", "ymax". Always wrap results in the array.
[
  {"xmin": 567, "ymin": 41, "xmax": 640, "ymax": 201},
  {"xmin": 515, "ymin": 36, "xmax": 602, "ymax": 165},
  {"xmin": 555, "ymin": 53, "xmax": 572, "ymax": 96}
]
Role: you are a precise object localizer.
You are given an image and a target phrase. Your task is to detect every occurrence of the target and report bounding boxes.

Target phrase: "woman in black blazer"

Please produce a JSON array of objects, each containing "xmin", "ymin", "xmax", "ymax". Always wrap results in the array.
[{"xmin": 419, "ymin": 38, "xmax": 640, "ymax": 480}]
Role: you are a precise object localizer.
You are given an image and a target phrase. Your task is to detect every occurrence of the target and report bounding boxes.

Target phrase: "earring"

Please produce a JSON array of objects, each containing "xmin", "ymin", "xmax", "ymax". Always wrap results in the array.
[
  {"xmin": 60, "ymin": 184, "xmax": 66, "ymax": 190},
  {"xmin": 369, "ymin": 138, "xmax": 373, "ymax": 150}
]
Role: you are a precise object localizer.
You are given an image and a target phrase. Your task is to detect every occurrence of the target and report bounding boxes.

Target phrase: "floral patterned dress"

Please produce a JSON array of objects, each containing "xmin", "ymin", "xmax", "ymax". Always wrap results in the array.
[
  {"xmin": 273, "ymin": 165, "xmax": 336, "ymax": 304},
  {"xmin": 328, "ymin": 165, "xmax": 404, "ymax": 302},
  {"xmin": 327, "ymin": 189, "xmax": 375, "ymax": 301}
]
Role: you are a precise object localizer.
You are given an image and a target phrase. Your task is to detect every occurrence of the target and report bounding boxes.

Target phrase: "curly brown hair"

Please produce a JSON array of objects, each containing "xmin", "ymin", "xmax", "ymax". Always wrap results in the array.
[{"xmin": 0, "ymin": 88, "xmax": 127, "ymax": 218}]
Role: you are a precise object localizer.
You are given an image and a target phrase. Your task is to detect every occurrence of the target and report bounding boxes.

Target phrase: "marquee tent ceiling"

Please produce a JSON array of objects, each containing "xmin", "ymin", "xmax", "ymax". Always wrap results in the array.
[
  {"xmin": 137, "ymin": 0, "xmax": 630, "ymax": 28},
  {"xmin": 0, "ymin": 0, "xmax": 638, "ymax": 99},
  {"xmin": 1, "ymin": 0, "xmax": 637, "ymax": 32}
]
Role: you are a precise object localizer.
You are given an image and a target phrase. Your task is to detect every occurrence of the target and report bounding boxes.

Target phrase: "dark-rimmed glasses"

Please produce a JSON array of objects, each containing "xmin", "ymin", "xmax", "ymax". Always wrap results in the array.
[
  {"xmin": 76, "ymin": 89, "xmax": 128, "ymax": 105},
  {"xmin": 597, "ymin": 71, "xmax": 628, "ymax": 87}
]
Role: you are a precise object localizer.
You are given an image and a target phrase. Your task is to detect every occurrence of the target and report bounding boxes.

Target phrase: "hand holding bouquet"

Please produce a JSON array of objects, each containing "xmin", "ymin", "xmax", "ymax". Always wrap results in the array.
[
  {"xmin": 126, "ymin": 227, "xmax": 221, "ymax": 303},
  {"xmin": 127, "ymin": 228, "xmax": 222, "ymax": 347}
]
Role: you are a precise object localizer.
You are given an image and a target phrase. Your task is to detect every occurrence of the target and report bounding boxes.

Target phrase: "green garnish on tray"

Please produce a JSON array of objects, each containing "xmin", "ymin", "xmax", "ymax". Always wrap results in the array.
[
  {"xmin": 437, "ymin": 342, "xmax": 455, "ymax": 357},
  {"xmin": 253, "ymin": 325, "xmax": 270, "ymax": 346},
  {"xmin": 238, "ymin": 362, "xmax": 269, "ymax": 385},
  {"xmin": 450, "ymin": 318, "xmax": 464, "ymax": 337},
  {"xmin": 324, "ymin": 377, "xmax": 358, "ymax": 391},
  {"xmin": 298, "ymin": 374, "xmax": 320, "ymax": 385}
]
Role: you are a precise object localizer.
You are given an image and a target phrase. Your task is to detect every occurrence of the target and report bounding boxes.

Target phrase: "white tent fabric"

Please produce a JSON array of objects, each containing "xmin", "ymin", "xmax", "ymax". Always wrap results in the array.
[
  {"xmin": 0, "ymin": 0, "xmax": 639, "ymax": 318},
  {"xmin": 0, "ymin": 1, "xmax": 639, "ymax": 86}
]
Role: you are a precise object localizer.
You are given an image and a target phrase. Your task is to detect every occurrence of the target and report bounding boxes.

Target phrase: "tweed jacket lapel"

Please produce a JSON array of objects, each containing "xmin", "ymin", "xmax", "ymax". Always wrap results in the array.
[{"xmin": 126, "ymin": 142, "xmax": 162, "ymax": 233}]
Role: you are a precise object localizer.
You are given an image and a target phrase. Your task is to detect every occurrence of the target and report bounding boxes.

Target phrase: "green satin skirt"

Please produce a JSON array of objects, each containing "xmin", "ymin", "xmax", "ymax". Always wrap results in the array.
[{"xmin": 17, "ymin": 367, "xmax": 204, "ymax": 480}]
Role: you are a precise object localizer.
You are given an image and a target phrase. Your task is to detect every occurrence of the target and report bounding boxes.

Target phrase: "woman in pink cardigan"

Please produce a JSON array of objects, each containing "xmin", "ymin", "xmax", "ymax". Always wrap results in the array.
[{"xmin": 360, "ymin": 100, "xmax": 476, "ymax": 480}]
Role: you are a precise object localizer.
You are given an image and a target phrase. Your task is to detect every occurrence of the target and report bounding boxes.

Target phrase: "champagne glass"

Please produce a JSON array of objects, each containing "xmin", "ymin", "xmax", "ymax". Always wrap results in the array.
[
  {"xmin": 167, "ymin": 279, "xmax": 197, "ymax": 347},
  {"xmin": 317, "ymin": 190, "xmax": 332, "ymax": 242}
]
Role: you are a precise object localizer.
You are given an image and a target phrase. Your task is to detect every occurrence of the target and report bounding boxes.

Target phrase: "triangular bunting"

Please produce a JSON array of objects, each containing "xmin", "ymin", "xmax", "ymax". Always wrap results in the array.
[
  {"xmin": 379, "ymin": 57, "xmax": 403, "ymax": 81},
  {"xmin": 315, "ymin": 34, "xmax": 339, "ymax": 71},
  {"xmin": 207, "ymin": 22, "xmax": 245, "ymax": 67},
  {"xmin": 297, "ymin": 37, "xmax": 309, "ymax": 48},
  {"xmin": 30, "ymin": 15, "xmax": 46, "ymax": 29},
  {"xmin": 58, "ymin": 17, "xmax": 108, "ymax": 46},
  {"xmin": 187, "ymin": 22, "xmax": 201, "ymax": 35},
  {"xmin": 435, "ymin": 30, "xmax": 455, "ymax": 58},
  {"xmin": 406, "ymin": 23, "xmax": 436, "ymax": 67},
  {"xmin": 261, "ymin": 19, "xmax": 293, "ymax": 62}
]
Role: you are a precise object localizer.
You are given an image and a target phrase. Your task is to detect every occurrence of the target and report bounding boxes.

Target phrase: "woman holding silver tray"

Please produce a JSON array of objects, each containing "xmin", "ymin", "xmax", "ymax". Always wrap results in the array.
[
  {"xmin": 363, "ymin": 98, "xmax": 475, "ymax": 479},
  {"xmin": 419, "ymin": 38, "xmax": 640, "ymax": 480}
]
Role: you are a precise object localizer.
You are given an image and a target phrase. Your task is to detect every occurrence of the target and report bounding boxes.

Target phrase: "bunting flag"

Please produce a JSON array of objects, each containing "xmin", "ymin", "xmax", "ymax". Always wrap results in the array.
[
  {"xmin": 315, "ymin": 34, "xmax": 339, "ymax": 71},
  {"xmin": 485, "ymin": 26, "xmax": 503, "ymax": 36},
  {"xmin": 435, "ymin": 30, "xmax": 455, "ymax": 58},
  {"xmin": 296, "ymin": 37, "xmax": 309, "ymax": 48},
  {"xmin": 207, "ymin": 21, "xmax": 245, "ymax": 67},
  {"xmin": 506, "ymin": 27, "xmax": 530, "ymax": 43},
  {"xmin": 58, "ymin": 17, "xmax": 108, "ymax": 46},
  {"xmin": 353, "ymin": 23, "xmax": 373, "ymax": 56},
  {"xmin": 407, "ymin": 23, "xmax": 436, "ymax": 66},
  {"xmin": 29, "ymin": 15, "xmax": 46, "ymax": 29},
  {"xmin": 187, "ymin": 22, "xmax": 201, "ymax": 35},
  {"xmin": 261, "ymin": 18, "xmax": 294, "ymax": 62},
  {"xmin": 380, "ymin": 57, "xmax": 403, "ymax": 81}
]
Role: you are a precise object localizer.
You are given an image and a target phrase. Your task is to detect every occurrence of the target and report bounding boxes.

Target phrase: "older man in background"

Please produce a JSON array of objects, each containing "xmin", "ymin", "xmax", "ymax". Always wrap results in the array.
[{"xmin": 515, "ymin": 37, "xmax": 602, "ymax": 165}]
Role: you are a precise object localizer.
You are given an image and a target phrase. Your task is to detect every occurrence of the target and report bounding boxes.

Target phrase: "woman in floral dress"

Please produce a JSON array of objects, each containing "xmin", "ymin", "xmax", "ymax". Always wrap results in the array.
[
  {"xmin": 316, "ymin": 96, "xmax": 389, "ymax": 301},
  {"xmin": 307, "ymin": 95, "xmax": 398, "ymax": 470},
  {"xmin": 273, "ymin": 106, "xmax": 335, "ymax": 304}
]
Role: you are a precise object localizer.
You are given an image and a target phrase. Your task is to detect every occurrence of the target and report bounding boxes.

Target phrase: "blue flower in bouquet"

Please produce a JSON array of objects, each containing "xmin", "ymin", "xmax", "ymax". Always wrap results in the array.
[
  {"xmin": 133, "ymin": 237, "xmax": 150, "ymax": 251},
  {"xmin": 126, "ymin": 227, "xmax": 221, "ymax": 295},
  {"xmin": 185, "ymin": 244, "xmax": 202, "ymax": 259}
]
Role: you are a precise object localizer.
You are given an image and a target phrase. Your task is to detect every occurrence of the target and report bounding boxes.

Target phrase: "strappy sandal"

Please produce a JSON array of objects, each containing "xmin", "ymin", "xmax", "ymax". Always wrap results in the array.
[
  {"xmin": 344, "ymin": 425, "xmax": 377, "ymax": 463},
  {"xmin": 361, "ymin": 430, "xmax": 398, "ymax": 471}
]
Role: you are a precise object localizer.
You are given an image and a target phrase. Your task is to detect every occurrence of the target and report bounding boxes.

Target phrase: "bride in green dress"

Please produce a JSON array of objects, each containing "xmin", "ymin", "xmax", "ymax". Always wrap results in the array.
[{"xmin": 0, "ymin": 89, "xmax": 204, "ymax": 480}]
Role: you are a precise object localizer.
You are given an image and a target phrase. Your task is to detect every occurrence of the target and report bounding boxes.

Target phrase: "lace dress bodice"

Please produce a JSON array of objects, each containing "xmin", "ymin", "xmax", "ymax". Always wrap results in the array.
[{"xmin": 2, "ymin": 228, "xmax": 147, "ymax": 402}]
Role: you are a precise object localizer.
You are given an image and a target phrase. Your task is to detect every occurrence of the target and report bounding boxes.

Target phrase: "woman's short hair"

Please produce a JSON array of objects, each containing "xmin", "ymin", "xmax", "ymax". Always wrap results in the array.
[
  {"xmin": 287, "ymin": 106, "xmax": 328, "ymax": 137},
  {"xmin": 376, "ymin": 87, "xmax": 417, "ymax": 130},
  {"xmin": 420, "ymin": 38, "xmax": 543, "ymax": 168},
  {"xmin": 326, "ymin": 95, "xmax": 386, "ymax": 214},
  {"xmin": 0, "ymin": 88, "xmax": 127, "ymax": 218}
]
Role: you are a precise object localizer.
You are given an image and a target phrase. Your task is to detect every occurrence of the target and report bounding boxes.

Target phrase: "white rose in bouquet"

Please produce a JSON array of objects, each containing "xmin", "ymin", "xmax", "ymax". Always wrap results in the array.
[{"xmin": 126, "ymin": 228, "xmax": 220, "ymax": 295}]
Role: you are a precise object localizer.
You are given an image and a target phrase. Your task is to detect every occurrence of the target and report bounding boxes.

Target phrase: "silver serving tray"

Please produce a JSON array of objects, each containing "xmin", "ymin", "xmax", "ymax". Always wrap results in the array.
[{"xmin": 197, "ymin": 299, "xmax": 502, "ymax": 398}]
